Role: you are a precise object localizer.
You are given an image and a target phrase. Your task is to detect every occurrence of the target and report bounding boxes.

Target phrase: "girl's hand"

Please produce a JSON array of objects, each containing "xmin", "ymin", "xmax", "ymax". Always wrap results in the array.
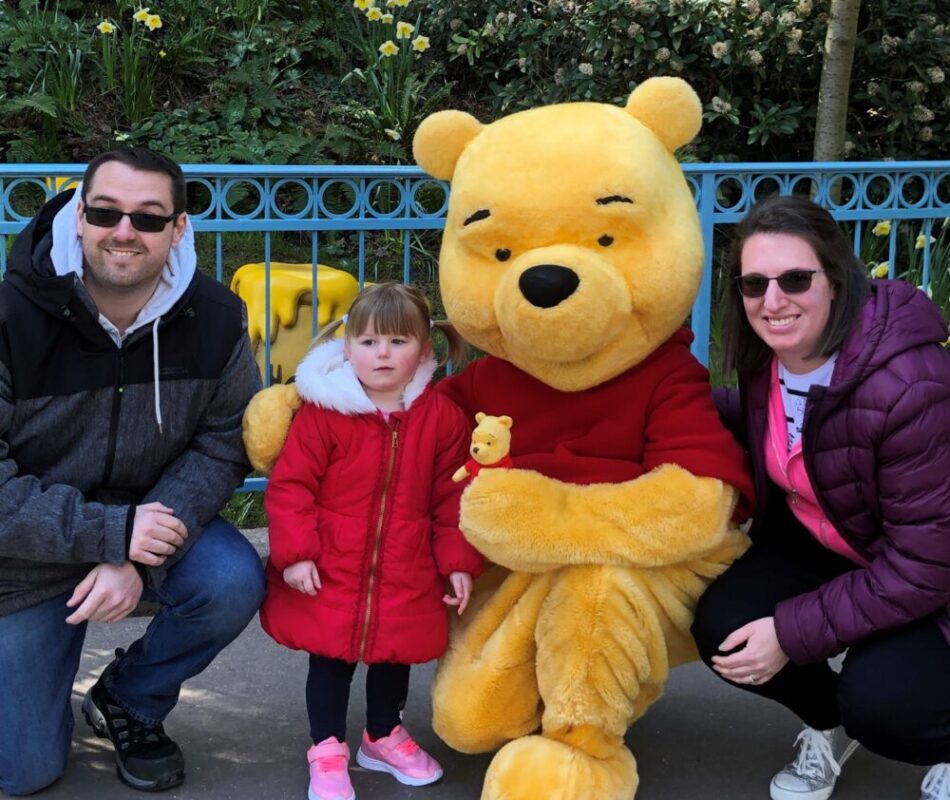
[
  {"xmin": 443, "ymin": 571, "xmax": 473, "ymax": 615},
  {"xmin": 711, "ymin": 616, "xmax": 790, "ymax": 686},
  {"xmin": 283, "ymin": 560, "xmax": 321, "ymax": 595}
]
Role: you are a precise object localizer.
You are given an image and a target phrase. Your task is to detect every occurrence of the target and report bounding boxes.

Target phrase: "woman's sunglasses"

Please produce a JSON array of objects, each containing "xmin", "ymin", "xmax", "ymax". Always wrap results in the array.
[
  {"xmin": 735, "ymin": 269, "xmax": 824, "ymax": 298},
  {"xmin": 83, "ymin": 206, "xmax": 179, "ymax": 233}
]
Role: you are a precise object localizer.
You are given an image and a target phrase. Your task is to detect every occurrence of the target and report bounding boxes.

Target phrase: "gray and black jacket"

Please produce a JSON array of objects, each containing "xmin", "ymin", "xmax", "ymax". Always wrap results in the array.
[{"xmin": 0, "ymin": 189, "xmax": 262, "ymax": 616}]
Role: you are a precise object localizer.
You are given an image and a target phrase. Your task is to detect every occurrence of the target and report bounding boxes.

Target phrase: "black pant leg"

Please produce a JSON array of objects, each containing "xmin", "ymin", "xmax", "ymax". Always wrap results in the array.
[
  {"xmin": 691, "ymin": 507, "xmax": 856, "ymax": 730},
  {"xmin": 307, "ymin": 656, "xmax": 358, "ymax": 744},
  {"xmin": 365, "ymin": 662, "xmax": 411, "ymax": 740},
  {"xmin": 838, "ymin": 618, "xmax": 950, "ymax": 766}
]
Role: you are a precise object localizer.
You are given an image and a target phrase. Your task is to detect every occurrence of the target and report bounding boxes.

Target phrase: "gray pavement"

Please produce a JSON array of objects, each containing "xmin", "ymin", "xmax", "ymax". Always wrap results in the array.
[{"xmin": 42, "ymin": 532, "xmax": 925, "ymax": 800}]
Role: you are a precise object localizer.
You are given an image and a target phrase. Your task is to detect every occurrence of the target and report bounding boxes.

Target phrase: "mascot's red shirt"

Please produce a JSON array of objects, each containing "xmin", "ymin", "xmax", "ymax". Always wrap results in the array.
[{"xmin": 438, "ymin": 329, "xmax": 754, "ymax": 515}]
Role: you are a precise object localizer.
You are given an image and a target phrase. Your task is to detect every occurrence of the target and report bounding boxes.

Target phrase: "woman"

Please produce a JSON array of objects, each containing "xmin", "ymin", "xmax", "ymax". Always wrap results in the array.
[{"xmin": 691, "ymin": 195, "xmax": 950, "ymax": 800}]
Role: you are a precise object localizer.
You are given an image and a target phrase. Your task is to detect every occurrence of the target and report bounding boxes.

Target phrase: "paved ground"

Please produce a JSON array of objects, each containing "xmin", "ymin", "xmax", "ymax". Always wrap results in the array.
[{"xmin": 40, "ymin": 531, "xmax": 926, "ymax": 800}]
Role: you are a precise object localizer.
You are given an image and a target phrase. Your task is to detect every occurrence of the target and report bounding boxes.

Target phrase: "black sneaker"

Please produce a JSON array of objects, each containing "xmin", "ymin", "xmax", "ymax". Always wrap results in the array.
[{"xmin": 82, "ymin": 667, "xmax": 185, "ymax": 791}]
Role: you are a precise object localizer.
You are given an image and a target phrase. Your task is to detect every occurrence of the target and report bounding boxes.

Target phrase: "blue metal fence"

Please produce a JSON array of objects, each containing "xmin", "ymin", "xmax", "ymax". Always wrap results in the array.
[{"xmin": 2, "ymin": 161, "xmax": 948, "ymax": 372}]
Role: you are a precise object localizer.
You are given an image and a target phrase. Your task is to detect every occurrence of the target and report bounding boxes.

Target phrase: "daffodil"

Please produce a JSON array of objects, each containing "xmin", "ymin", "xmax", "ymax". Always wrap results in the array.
[
  {"xmin": 394, "ymin": 0, "xmax": 410, "ymax": 6},
  {"xmin": 97, "ymin": 20, "xmax": 116, "ymax": 34},
  {"xmin": 145, "ymin": 13, "xmax": 162, "ymax": 30},
  {"xmin": 870, "ymin": 263, "xmax": 889, "ymax": 279},
  {"xmin": 379, "ymin": 40, "xmax": 399, "ymax": 56},
  {"xmin": 114, "ymin": 131, "xmax": 130, "ymax": 142},
  {"xmin": 942, "ymin": 335, "xmax": 950, "ymax": 350},
  {"xmin": 871, "ymin": 220, "xmax": 891, "ymax": 236},
  {"xmin": 159, "ymin": 49, "xmax": 167, "ymax": 58},
  {"xmin": 354, "ymin": 0, "xmax": 375, "ymax": 9},
  {"xmin": 396, "ymin": 21, "xmax": 414, "ymax": 38},
  {"xmin": 367, "ymin": 7, "xmax": 383, "ymax": 20},
  {"xmin": 384, "ymin": 128, "xmax": 401, "ymax": 141},
  {"xmin": 915, "ymin": 233, "xmax": 936, "ymax": 250},
  {"xmin": 133, "ymin": 7, "xmax": 150, "ymax": 23},
  {"xmin": 382, "ymin": 12, "xmax": 394, "ymax": 22},
  {"xmin": 412, "ymin": 35, "xmax": 430, "ymax": 52}
]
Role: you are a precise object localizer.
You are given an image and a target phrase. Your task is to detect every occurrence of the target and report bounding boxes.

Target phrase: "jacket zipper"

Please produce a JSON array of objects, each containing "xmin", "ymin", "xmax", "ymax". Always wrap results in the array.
[
  {"xmin": 101, "ymin": 348, "xmax": 126, "ymax": 486},
  {"xmin": 358, "ymin": 424, "xmax": 399, "ymax": 660}
]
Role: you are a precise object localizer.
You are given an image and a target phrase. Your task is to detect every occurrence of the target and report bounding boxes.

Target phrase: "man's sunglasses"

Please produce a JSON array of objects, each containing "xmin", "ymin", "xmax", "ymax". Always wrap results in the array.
[
  {"xmin": 735, "ymin": 269, "xmax": 824, "ymax": 298},
  {"xmin": 83, "ymin": 206, "xmax": 179, "ymax": 233}
]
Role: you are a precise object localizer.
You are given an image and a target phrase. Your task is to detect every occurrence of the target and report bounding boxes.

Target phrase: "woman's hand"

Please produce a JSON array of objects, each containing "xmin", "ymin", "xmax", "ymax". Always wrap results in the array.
[
  {"xmin": 443, "ymin": 571, "xmax": 473, "ymax": 615},
  {"xmin": 711, "ymin": 616, "xmax": 790, "ymax": 686},
  {"xmin": 283, "ymin": 560, "xmax": 321, "ymax": 595}
]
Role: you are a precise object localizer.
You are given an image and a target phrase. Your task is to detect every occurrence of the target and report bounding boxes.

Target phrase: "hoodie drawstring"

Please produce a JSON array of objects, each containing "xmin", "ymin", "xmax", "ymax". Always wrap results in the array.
[{"xmin": 152, "ymin": 317, "xmax": 163, "ymax": 434}]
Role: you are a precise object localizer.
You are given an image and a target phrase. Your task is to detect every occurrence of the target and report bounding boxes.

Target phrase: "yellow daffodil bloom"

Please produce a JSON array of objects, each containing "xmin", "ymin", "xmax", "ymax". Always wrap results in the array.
[
  {"xmin": 870, "ymin": 263, "xmax": 889, "ymax": 279},
  {"xmin": 871, "ymin": 220, "xmax": 891, "ymax": 236},
  {"xmin": 384, "ymin": 128, "xmax": 401, "ymax": 141},
  {"xmin": 133, "ymin": 7, "xmax": 150, "ymax": 23},
  {"xmin": 382, "ymin": 12, "xmax": 394, "ymax": 22},
  {"xmin": 394, "ymin": 0, "xmax": 410, "ymax": 6},
  {"xmin": 396, "ymin": 21, "xmax": 414, "ymax": 38},
  {"xmin": 145, "ymin": 13, "xmax": 162, "ymax": 30},
  {"xmin": 97, "ymin": 20, "xmax": 116, "ymax": 34},
  {"xmin": 367, "ymin": 7, "xmax": 383, "ymax": 20},
  {"xmin": 412, "ymin": 35, "xmax": 430, "ymax": 52},
  {"xmin": 379, "ymin": 40, "xmax": 399, "ymax": 56},
  {"xmin": 386, "ymin": 0, "xmax": 397, "ymax": 6},
  {"xmin": 354, "ymin": 0, "xmax": 375, "ymax": 9},
  {"xmin": 159, "ymin": 49, "xmax": 167, "ymax": 58},
  {"xmin": 915, "ymin": 233, "xmax": 936, "ymax": 250}
]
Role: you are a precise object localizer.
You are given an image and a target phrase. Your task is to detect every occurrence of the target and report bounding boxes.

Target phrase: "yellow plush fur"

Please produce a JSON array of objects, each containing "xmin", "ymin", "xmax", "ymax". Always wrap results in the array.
[{"xmin": 413, "ymin": 77, "xmax": 750, "ymax": 800}]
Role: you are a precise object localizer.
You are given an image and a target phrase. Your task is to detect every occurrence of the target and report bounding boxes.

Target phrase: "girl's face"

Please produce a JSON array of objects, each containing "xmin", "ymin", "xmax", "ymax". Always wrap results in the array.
[
  {"xmin": 740, "ymin": 232, "xmax": 836, "ymax": 374},
  {"xmin": 344, "ymin": 328, "xmax": 429, "ymax": 403}
]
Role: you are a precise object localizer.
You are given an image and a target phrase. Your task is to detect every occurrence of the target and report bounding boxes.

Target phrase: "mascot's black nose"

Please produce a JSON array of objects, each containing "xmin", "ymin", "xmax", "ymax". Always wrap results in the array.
[{"xmin": 519, "ymin": 265, "xmax": 580, "ymax": 308}]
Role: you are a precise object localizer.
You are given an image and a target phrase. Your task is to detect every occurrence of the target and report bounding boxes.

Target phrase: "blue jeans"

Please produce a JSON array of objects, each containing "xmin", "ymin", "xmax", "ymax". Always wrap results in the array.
[{"xmin": 0, "ymin": 517, "xmax": 264, "ymax": 796}]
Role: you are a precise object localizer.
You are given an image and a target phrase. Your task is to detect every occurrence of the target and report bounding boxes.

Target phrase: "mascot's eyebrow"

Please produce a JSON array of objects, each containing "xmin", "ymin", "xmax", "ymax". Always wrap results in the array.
[
  {"xmin": 464, "ymin": 209, "xmax": 491, "ymax": 226},
  {"xmin": 596, "ymin": 195, "xmax": 635, "ymax": 205}
]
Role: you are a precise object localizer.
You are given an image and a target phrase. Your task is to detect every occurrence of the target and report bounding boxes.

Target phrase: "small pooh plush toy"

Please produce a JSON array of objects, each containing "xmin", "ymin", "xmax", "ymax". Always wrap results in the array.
[{"xmin": 452, "ymin": 412, "xmax": 514, "ymax": 483}]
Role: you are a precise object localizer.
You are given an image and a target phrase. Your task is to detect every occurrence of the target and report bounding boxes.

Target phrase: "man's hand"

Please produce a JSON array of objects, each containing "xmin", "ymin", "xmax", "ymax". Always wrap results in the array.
[
  {"xmin": 129, "ymin": 502, "xmax": 188, "ymax": 566},
  {"xmin": 443, "ymin": 571, "xmax": 473, "ymax": 615},
  {"xmin": 65, "ymin": 563, "xmax": 144, "ymax": 625},
  {"xmin": 283, "ymin": 560, "xmax": 321, "ymax": 595}
]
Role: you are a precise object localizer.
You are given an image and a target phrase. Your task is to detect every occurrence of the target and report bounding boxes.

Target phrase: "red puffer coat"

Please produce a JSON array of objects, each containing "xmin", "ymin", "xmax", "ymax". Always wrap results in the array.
[{"xmin": 260, "ymin": 341, "xmax": 484, "ymax": 664}]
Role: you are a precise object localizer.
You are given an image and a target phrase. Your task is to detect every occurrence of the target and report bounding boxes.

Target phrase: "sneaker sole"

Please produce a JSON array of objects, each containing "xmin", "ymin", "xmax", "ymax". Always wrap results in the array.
[
  {"xmin": 355, "ymin": 749, "xmax": 443, "ymax": 786},
  {"xmin": 81, "ymin": 691, "xmax": 185, "ymax": 793},
  {"xmin": 308, "ymin": 787, "xmax": 355, "ymax": 800}
]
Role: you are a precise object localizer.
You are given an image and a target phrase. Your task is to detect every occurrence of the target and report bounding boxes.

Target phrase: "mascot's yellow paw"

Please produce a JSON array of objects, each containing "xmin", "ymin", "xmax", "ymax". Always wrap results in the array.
[
  {"xmin": 481, "ymin": 735, "xmax": 638, "ymax": 800},
  {"xmin": 242, "ymin": 383, "xmax": 302, "ymax": 475}
]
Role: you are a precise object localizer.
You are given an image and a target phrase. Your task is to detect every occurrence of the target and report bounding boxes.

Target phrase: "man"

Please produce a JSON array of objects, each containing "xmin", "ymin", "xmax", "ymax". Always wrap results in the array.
[{"xmin": 0, "ymin": 148, "xmax": 264, "ymax": 795}]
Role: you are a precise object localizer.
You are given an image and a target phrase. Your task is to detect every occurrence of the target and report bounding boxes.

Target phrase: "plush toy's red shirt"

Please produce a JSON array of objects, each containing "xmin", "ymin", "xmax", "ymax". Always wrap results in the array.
[
  {"xmin": 464, "ymin": 454, "xmax": 515, "ymax": 477},
  {"xmin": 439, "ymin": 329, "xmax": 754, "ymax": 517}
]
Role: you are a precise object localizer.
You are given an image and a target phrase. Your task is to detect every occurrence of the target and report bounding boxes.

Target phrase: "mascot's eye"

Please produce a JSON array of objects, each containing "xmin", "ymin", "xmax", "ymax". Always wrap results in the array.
[
  {"xmin": 598, "ymin": 234, "xmax": 614, "ymax": 247},
  {"xmin": 496, "ymin": 248, "xmax": 511, "ymax": 262}
]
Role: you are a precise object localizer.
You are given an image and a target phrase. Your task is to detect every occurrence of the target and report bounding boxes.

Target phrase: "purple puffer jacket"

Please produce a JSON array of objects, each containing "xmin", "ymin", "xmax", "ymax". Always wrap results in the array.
[{"xmin": 718, "ymin": 280, "xmax": 950, "ymax": 664}]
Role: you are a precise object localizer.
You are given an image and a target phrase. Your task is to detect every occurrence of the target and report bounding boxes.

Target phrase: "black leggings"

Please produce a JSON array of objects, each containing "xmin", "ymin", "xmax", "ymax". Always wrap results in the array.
[
  {"xmin": 691, "ymin": 509, "xmax": 950, "ymax": 766},
  {"xmin": 306, "ymin": 655, "xmax": 410, "ymax": 745}
]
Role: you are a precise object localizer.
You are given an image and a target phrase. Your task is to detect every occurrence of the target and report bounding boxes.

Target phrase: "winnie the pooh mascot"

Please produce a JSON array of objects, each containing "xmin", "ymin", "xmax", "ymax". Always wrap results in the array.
[{"xmin": 243, "ymin": 77, "xmax": 754, "ymax": 800}]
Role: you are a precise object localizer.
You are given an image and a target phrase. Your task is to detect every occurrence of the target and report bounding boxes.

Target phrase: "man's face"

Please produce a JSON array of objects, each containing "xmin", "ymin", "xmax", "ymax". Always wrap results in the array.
[{"xmin": 76, "ymin": 160, "xmax": 187, "ymax": 296}]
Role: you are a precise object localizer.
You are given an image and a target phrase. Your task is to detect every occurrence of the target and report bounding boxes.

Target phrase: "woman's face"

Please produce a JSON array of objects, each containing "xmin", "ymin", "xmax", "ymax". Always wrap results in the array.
[{"xmin": 740, "ymin": 232, "xmax": 836, "ymax": 374}]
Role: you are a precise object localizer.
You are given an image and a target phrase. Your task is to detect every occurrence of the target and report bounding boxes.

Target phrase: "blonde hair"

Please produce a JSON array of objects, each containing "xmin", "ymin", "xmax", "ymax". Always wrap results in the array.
[{"xmin": 311, "ymin": 282, "xmax": 467, "ymax": 367}]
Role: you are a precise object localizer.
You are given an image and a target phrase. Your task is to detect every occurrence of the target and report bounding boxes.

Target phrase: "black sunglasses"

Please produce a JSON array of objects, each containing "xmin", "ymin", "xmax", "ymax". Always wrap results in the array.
[
  {"xmin": 83, "ymin": 206, "xmax": 180, "ymax": 233},
  {"xmin": 735, "ymin": 269, "xmax": 824, "ymax": 298}
]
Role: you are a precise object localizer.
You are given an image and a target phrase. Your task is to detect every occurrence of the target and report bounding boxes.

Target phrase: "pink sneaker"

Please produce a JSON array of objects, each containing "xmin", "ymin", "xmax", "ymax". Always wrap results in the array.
[
  {"xmin": 307, "ymin": 737, "xmax": 355, "ymax": 800},
  {"xmin": 356, "ymin": 725, "xmax": 443, "ymax": 786}
]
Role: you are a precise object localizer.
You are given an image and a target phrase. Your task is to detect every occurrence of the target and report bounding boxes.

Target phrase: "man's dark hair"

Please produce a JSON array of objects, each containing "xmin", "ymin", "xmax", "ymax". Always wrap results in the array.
[
  {"xmin": 721, "ymin": 194, "xmax": 870, "ymax": 376},
  {"xmin": 81, "ymin": 147, "xmax": 186, "ymax": 214}
]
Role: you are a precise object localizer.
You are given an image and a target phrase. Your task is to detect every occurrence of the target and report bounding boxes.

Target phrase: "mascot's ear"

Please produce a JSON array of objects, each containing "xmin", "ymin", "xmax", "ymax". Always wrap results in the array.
[
  {"xmin": 413, "ymin": 110, "xmax": 483, "ymax": 181},
  {"xmin": 624, "ymin": 77, "xmax": 702, "ymax": 153}
]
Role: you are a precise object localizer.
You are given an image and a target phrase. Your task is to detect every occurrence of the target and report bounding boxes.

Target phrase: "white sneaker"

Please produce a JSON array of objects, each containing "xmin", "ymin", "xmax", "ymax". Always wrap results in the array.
[
  {"xmin": 922, "ymin": 764, "xmax": 950, "ymax": 800},
  {"xmin": 770, "ymin": 726, "xmax": 859, "ymax": 800}
]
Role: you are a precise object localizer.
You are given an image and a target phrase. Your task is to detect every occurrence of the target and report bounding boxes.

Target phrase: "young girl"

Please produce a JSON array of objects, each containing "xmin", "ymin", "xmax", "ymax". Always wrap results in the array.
[{"xmin": 260, "ymin": 282, "xmax": 483, "ymax": 800}]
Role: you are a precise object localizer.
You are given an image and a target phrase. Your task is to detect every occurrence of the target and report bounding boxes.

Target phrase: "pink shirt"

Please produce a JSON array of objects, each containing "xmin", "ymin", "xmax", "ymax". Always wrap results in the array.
[{"xmin": 764, "ymin": 359, "xmax": 868, "ymax": 566}]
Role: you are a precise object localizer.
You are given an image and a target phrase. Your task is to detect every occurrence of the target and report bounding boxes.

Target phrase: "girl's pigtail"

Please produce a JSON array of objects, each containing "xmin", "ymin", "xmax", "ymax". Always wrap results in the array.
[
  {"xmin": 308, "ymin": 317, "xmax": 346, "ymax": 353},
  {"xmin": 432, "ymin": 320, "xmax": 468, "ymax": 367}
]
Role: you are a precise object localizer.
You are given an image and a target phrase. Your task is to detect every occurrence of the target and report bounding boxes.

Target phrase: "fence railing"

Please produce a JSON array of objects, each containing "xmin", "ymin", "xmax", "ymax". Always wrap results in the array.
[{"xmin": 2, "ymin": 161, "xmax": 948, "ymax": 372}]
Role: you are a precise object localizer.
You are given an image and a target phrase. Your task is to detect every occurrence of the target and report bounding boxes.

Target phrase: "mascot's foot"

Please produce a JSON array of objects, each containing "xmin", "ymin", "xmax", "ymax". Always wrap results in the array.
[{"xmin": 481, "ymin": 734, "xmax": 638, "ymax": 800}]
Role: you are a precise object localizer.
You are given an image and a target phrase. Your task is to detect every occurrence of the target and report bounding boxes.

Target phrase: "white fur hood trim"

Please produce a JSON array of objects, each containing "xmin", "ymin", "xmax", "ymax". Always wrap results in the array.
[{"xmin": 295, "ymin": 339, "xmax": 437, "ymax": 415}]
